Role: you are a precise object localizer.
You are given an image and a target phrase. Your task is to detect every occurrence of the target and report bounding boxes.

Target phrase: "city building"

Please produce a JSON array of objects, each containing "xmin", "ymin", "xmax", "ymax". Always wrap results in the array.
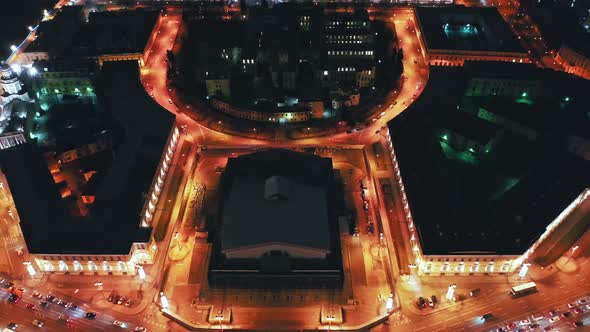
[
  {"xmin": 209, "ymin": 149, "xmax": 343, "ymax": 288},
  {"xmin": 18, "ymin": 6, "xmax": 85, "ymax": 64},
  {"xmin": 0, "ymin": 61, "xmax": 179, "ymax": 275},
  {"xmin": 19, "ymin": 7, "xmax": 163, "ymax": 68},
  {"xmin": 0, "ymin": 62, "xmax": 32, "ymax": 110},
  {"xmin": 384, "ymin": 63, "xmax": 590, "ymax": 276},
  {"xmin": 414, "ymin": 6, "xmax": 528, "ymax": 67},
  {"xmin": 0, "ymin": 131, "xmax": 26, "ymax": 150},
  {"xmin": 32, "ymin": 59, "xmax": 98, "ymax": 109},
  {"xmin": 69, "ymin": 9, "xmax": 164, "ymax": 66},
  {"xmin": 183, "ymin": 4, "xmax": 379, "ymax": 122}
]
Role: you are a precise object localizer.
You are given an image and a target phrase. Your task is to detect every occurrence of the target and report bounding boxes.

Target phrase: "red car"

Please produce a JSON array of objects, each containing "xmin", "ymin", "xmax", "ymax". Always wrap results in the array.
[{"xmin": 26, "ymin": 304, "xmax": 35, "ymax": 310}]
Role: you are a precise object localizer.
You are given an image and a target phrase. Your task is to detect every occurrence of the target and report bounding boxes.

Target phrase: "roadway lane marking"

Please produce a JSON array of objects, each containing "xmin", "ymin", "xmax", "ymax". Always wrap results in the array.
[
  {"xmin": 413, "ymin": 326, "xmax": 427, "ymax": 331},
  {"xmin": 559, "ymin": 285, "xmax": 567, "ymax": 289}
]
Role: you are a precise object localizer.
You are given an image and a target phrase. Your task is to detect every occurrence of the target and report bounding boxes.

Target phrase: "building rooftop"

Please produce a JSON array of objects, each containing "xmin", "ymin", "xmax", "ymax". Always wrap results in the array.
[
  {"xmin": 415, "ymin": 6, "xmax": 525, "ymax": 54},
  {"xmin": 70, "ymin": 9, "xmax": 159, "ymax": 57},
  {"xmin": 220, "ymin": 150, "xmax": 335, "ymax": 255},
  {"xmin": 388, "ymin": 65, "xmax": 590, "ymax": 255},
  {"xmin": 1, "ymin": 61, "xmax": 175, "ymax": 255}
]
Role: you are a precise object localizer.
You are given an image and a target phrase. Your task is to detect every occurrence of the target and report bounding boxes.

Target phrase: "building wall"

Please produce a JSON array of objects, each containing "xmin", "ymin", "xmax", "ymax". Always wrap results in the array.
[
  {"xmin": 556, "ymin": 44, "xmax": 590, "ymax": 80},
  {"xmin": 18, "ymin": 52, "xmax": 49, "ymax": 65},
  {"xmin": 209, "ymin": 98, "xmax": 312, "ymax": 123},
  {"xmin": 0, "ymin": 132, "xmax": 26, "ymax": 150},
  {"xmin": 32, "ymin": 240, "xmax": 157, "ymax": 275},
  {"xmin": 140, "ymin": 125, "xmax": 180, "ymax": 227},
  {"xmin": 421, "ymin": 255, "xmax": 520, "ymax": 275},
  {"xmin": 465, "ymin": 78, "xmax": 541, "ymax": 98},
  {"xmin": 205, "ymin": 79, "xmax": 231, "ymax": 98},
  {"xmin": 426, "ymin": 51, "xmax": 530, "ymax": 67}
]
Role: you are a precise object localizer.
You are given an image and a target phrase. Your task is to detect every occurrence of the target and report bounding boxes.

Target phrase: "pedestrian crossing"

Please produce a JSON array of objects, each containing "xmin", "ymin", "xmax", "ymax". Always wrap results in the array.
[{"xmin": 141, "ymin": 315, "xmax": 168, "ymax": 329}]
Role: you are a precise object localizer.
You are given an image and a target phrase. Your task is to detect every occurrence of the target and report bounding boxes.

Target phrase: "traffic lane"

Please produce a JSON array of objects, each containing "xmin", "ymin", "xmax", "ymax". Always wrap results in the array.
[
  {"xmin": 0, "ymin": 285, "xmax": 146, "ymax": 331},
  {"xmin": 396, "ymin": 283, "xmax": 590, "ymax": 332},
  {"xmin": 481, "ymin": 294, "xmax": 590, "ymax": 332}
]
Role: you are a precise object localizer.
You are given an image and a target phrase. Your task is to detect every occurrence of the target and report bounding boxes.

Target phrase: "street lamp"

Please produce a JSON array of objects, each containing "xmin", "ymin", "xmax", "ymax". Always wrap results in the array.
[
  {"xmin": 159, "ymin": 292, "xmax": 169, "ymax": 309},
  {"xmin": 446, "ymin": 284, "xmax": 456, "ymax": 301},
  {"xmin": 10, "ymin": 45, "xmax": 17, "ymax": 52},
  {"xmin": 518, "ymin": 263, "xmax": 530, "ymax": 278},
  {"xmin": 24, "ymin": 261, "xmax": 36, "ymax": 276},
  {"xmin": 385, "ymin": 293, "xmax": 394, "ymax": 312}
]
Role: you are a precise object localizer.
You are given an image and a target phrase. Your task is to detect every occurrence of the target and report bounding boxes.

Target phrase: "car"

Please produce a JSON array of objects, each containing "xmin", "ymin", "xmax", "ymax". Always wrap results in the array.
[
  {"xmin": 39, "ymin": 301, "xmax": 48, "ymax": 308},
  {"xmin": 543, "ymin": 326, "xmax": 553, "ymax": 331},
  {"xmin": 32, "ymin": 291, "xmax": 42, "ymax": 298},
  {"xmin": 58, "ymin": 300, "xmax": 68, "ymax": 307},
  {"xmin": 547, "ymin": 309, "xmax": 559, "ymax": 317},
  {"xmin": 45, "ymin": 295, "xmax": 55, "ymax": 302},
  {"xmin": 108, "ymin": 294, "xmax": 115, "ymax": 302},
  {"xmin": 567, "ymin": 303, "xmax": 577, "ymax": 308},
  {"xmin": 520, "ymin": 319, "xmax": 531, "ymax": 325},
  {"xmin": 125, "ymin": 299, "xmax": 133, "ymax": 307},
  {"xmin": 68, "ymin": 304, "xmax": 79, "ymax": 311},
  {"xmin": 548, "ymin": 316, "xmax": 560, "ymax": 323},
  {"xmin": 58, "ymin": 315, "xmax": 70, "ymax": 323},
  {"xmin": 431, "ymin": 295, "xmax": 438, "ymax": 305},
  {"xmin": 113, "ymin": 320, "xmax": 127, "ymax": 328},
  {"xmin": 113, "ymin": 295, "xmax": 121, "ymax": 304},
  {"xmin": 7, "ymin": 294, "xmax": 19, "ymax": 303},
  {"xmin": 572, "ymin": 321, "xmax": 583, "ymax": 327},
  {"xmin": 168, "ymin": 99, "xmax": 173, "ymax": 104},
  {"xmin": 577, "ymin": 298, "xmax": 588, "ymax": 305},
  {"xmin": 26, "ymin": 303, "xmax": 35, "ymax": 310},
  {"xmin": 117, "ymin": 296, "xmax": 126, "ymax": 305},
  {"xmin": 3, "ymin": 281, "xmax": 14, "ymax": 289},
  {"xmin": 562, "ymin": 311, "xmax": 572, "ymax": 318},
  {"xmin": 573, "ymin": 307, "xmax": 582, "ymax": 315},
  {"xmin": 494, "ymin": 328, "xmax": 505, "ymax": 332},
  {"xmin": 529, "ymin": 323, "xmax": 540, "ymax": 330},
  {"xmin": 134, "ymin": 327, "xmax": 147, "ymax": 332},
  {"xmin": 507, "ymin": 322, "xmax": 517, "ymax": 329},
  {"xmin": 85, "ymin": 312, "xmax": 97, "ymax": 319},
  {"xmin": 587, "ymin": 304, "xmax": 590, "ymax": 310},
  {"xmin": 7, "ymin": 322, "xmax": 17, "ymax": 330},
  {"xmin": 32, "ymin": 320, "xmax": 45, "ymax": 328}
]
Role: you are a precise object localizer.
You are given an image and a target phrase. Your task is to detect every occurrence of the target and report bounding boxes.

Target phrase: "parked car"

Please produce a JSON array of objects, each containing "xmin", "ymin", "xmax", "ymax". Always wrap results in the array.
[
  {"xmin": 7, "ymin": 322, "xmax": 17, "ymax": 331},
  {"xmin": 134, "ymin": 327, "xmax": 147, "ymax": 332},
  {"xmin": 113, "ymin": 320, "xmax": 127, "ymax": 328},
  {"xmin": 125, "ymin": 299, "xmax": 133, "ymax": 307},
  {"xmin": 39, "ymin": 301, "xmax": 48, "ymax": 308},
  {"xmin": 26, "ymin": 304, "xmax": 35, "ymax": 310},
  {"xmin": 572, "ymin": 321, "xmax": 583, "ymax": 328},
  {"xmin": 32, "ymin": 320, "xmax": 45, "ymax": 328},
  {"xmin": 85, "ymin": 312, "xmax": 97, "ymax": 319},
  {"xmin": 562, "ymin": 311, "xmax": 573, "ymax": 318},
  {"xmin": 32, "ymin": 291, "xmax": 42, "ymax": 298}
]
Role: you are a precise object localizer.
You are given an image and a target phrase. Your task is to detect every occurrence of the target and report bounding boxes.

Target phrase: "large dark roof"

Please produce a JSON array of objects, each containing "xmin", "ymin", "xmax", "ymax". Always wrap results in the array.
[
  {"xmin": 70, "ymin": 9, "xmax": 159, "ymax": 57},
  {"xmin": 388, "ymin": 65, "xmax": 590, "ymax": 255},
  {"xmin": 415, "ymin": 6, "xmax": 525, "ymax": 54},
  {"xmin": 1, "ymin": 61, "xmax": 175, "ymax": 255},
  {"xmin": 219, "ymin": 150, "xmax": 336, "ymax": 253}
]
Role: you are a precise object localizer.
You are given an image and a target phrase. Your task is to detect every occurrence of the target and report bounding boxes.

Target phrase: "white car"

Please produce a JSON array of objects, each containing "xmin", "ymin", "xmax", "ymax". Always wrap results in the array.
[
  {"xmin": 32, "ymin": 320, "xmax": 45, "ymax": 327},
  {"xmin": 520, "ymin": 319, "xmax": 531, "ymax": 325},
  {"xmin": 578, "ymin": 298, "xmax": 588, "ymax": 305},
  {"xmin": 549, "ymin": 316, "xmax": 560, "ymax": 323},
  {"xmin": 587, "ymin": 304, "xmax": 590, "ymax": 310},
  {"xmin": 135, "ymin": 327, "xmax": 147, "ymax": 332},
  {"xmin": 568, "ymin": 303, "xmax": 577, "ymax": 308},
  {"xmin": 113, "ymin": 320, "xmax": 127, "ymax": 328}
]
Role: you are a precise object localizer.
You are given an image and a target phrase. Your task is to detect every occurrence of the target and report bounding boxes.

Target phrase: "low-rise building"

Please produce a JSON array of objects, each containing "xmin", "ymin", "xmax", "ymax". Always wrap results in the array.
[{"xmin": 415, "ymin": 7, "xmax": 528, "ymax": 67}]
